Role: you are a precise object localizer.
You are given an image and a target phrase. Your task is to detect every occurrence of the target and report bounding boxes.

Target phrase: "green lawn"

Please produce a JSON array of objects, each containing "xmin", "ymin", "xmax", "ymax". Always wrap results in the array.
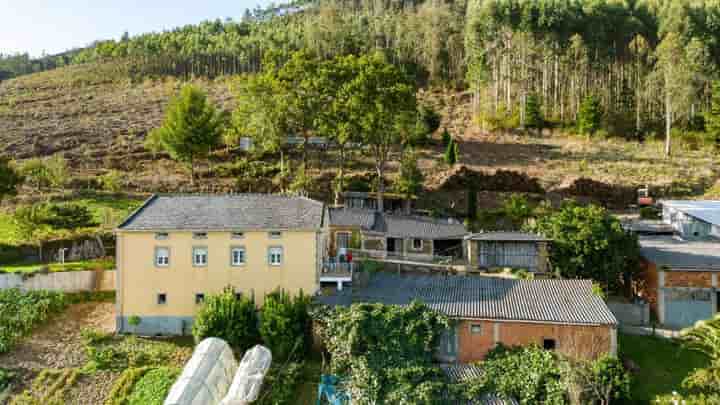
[
  {"xmin": 619, "ymin": 333, "xmax": 710, "ymax": 402},
  {"xmin": 0, "ymin": 257, "xmax": 115, "ymax": 273}
]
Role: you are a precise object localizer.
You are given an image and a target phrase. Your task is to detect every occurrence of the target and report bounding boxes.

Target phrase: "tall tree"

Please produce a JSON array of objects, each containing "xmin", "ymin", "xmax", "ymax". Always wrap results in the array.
[
  {"xmin": 578, "ymin": 95, "xmax": 602, "ymax": 137},
  {"xmin": 337, "ymin": 52, "xmax": 418, "ymax": 212},
  {"xmin": 395, "ymin": 149, "xmax": 424, "ymax": 199},
  {"xmin": 149, "ymin": 84, "xmax": 224, "ymax": 185},
  {"xmin": 706, "ymin": 81, "xmax": 720, "ymax": 149}
]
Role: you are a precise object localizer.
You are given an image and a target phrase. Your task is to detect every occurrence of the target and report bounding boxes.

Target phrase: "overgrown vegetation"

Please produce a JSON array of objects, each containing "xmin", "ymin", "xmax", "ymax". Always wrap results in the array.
[
  {"xmin": 191, "ymin": 287, "xmax": 259, "ymax": 352},
  {"xmin": 0, "ymin": 289, "xmax": 68, "ymax": 353},
  {"xmin": 259, "ymin": 289, "xmax": 311, "ymax": 361},
  {"xmin": 527, "ymin": 202, "xmax": 640, "ymax": 294},
  {"xmin": 9, "ymin": 368, "xmax": 80, "ymax": 405}
]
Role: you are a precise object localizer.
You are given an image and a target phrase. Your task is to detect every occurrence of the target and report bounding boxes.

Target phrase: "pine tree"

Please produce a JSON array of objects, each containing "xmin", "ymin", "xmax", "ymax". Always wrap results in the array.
[
  {"xmin": 396, "ymin": 149, "xmax": 424, "ymax": 198},
  {"xmin": 524, "ymin": 94, "xmax": 543, "ymax": 134},
  {"xmin": 578, "ymin": 95, "xmax": 602, "ymax": 137},
  {"xmin": 706, "ymin": 81, "xmax": 720, "ymax": 149},
  {"xmin": 445, "ymin": 138, "xmax": 457, "ymax": 166},
  {"xmin": 150, "ymin": 84, "xmax": 224, "ymax": 186}
]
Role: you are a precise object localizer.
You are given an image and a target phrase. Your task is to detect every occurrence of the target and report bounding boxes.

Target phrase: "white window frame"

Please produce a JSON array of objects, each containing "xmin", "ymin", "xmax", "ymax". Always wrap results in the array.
[
  {"xmin": 470, "ymin": 324, "xmax": 482, "ymax": 335},
  {"xmin": 412, "ymin": 238, "xmax": 423, "ymax": 251},
  {"xmin": 155, "ymin": 247, "xmax": 170, "ymax": 267},
  {"xmin": 231, "ymin": 246, "xmax": 246, "ymax": 267},
  {"xmin": 193, "ymin": 246, "xmax": 208, "ymax": 267},
  {"xmin": 268, "ymin": 246, "xmax": 283, "ymax": 266}
]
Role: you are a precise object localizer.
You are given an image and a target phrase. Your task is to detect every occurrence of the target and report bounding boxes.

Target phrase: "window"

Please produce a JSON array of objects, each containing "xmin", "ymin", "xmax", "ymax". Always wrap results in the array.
[
  {"xmin": 193, "ymin": 232, "xmax": 208, "ymax": 239},
  {"xmin": 268, "ymin": 246, "xmax": 283, "ymax": 266},
  {"xmin": 412, "ymin": 239, "xmax": 423, "ymax": 250},
  {"xmin": 155, "ymin": 232, "xmax": 169, "ymax": 240},
  {"xmin": 269, "ymin": 231, "xmax": 282, "ymax": 239},
  {"xmin": 336, "ymin": 232, "xmax": 350, "ymax": 250},
  {"xmin": 231, "ymin": 232, "xmax": 245, "ymax": 239},
  {"xmin": 157, "ymin": 293, "xmax": 167, "ymax": 305},
  {"xmin": 231, "ymin": 247, "xmax": 246, "ymax": 266},
  {"xmin": 235, "ymin": 292, "xmax": 243, "ymax": 300},
  {"xmin": 193, "ymin": 247, "xmax": 208, "ymax": 267},
  {"xmin": 195, "ymin": 293, "xmax": 205, "ymax": 304},
  {"xmin": 470, "ymin": 324, "xmax": 482, "ymax": 335},
  {"xmin": 543, "ymin": 338, "xmax": 556, "ymax": 350},
  {"xmin": 155, "ymin": 247, "xmax": 170, "ymax": 267}
]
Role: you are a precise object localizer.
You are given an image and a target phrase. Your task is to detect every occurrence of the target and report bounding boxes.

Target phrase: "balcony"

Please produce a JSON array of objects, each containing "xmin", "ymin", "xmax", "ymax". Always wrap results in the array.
[{"xmin": 320, "ymin": 261, "xmax": 354, "ymax": 290}]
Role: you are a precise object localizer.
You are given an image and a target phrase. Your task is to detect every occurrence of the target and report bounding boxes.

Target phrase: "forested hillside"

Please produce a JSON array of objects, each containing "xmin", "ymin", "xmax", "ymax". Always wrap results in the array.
[{"xmin": 1, "ymin": 0, "xmax": 720, "ymax": 204}]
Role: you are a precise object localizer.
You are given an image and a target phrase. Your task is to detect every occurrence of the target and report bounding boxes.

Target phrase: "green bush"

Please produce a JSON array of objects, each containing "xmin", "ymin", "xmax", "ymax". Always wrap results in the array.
[
  {"xmin": 104, "ymin": 367, "xmax": 154, "ymax": 405},
  {"xmin": 0, "ymin": 368, "xmax": 14, "ymax": 393},
  {"xmin": 192, "ymin": 287, "xmax": 259, "ymax": 351},
  {"xmin": 85, "ymin": 336, "xmax": 178, "ymax": 372},
  {"xmin": 100, "ymin": 170, "xmax": 125, "ymax": 193},
  {"xmin": 256, "ymin": 362, "xmax": 303, "ymax": 405},
  {"xmin": 441, "ymin": 128, "xmax": 451, "ymax": 147},
  {"xmin": 0, "ymin": 289, "xmax": 68, "ymax": 353},
  {"xmin": 467, "ymin": 345, "xmax": 566, "ymax": 404},
  {"xmin": 259, "ymin": 289, "xmax": 311, "ymax": 361},
  {"xmin": 43, "ymin": 203, "xmax": 97, "ymax": 229},
  {"xmin": 126, "ymin": 367, "xmax": 180, "ymax": 405}
]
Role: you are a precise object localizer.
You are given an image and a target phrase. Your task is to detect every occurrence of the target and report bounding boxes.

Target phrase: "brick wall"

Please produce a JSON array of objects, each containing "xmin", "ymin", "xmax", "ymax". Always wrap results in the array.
[
  {"xmin": 457, "ymin": 320, "xmax": 613, "ymax": 362},
  {"xmin": 665, "ymin": 271, "xmax": 713, "ymax": 288},
  {"xmin": 639, "ymin": 260, "xmax": 659, "ymax": 311}
]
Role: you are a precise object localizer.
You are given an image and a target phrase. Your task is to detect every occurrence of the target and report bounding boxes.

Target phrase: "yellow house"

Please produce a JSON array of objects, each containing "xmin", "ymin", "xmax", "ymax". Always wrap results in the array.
[{"xmin": 115, "ymin": 194, "xmax": 327, "ymax": 335}]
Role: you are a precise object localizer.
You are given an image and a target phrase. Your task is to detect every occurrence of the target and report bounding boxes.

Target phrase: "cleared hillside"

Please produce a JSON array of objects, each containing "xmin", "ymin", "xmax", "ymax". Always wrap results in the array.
[{"xmin": 0, "ymin": 62, "xmax": 718, "ymax": 201}]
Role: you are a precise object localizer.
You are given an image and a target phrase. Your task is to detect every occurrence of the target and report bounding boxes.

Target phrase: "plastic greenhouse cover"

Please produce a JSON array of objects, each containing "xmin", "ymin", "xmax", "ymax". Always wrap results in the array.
[
  {"xmin": 164, "ymin": 338, "xmax": 238, "ymax": 405},
  {"xmin": 220, "ymin": 345, "xmax": 273, "ymax": 405}
]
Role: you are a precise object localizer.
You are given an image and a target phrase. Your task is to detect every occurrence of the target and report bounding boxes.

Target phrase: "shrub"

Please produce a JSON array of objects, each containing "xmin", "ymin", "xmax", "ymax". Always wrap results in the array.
[
  {"xmin": 256, "ymin": 362, "xmax": 303, "ymax": 405},
  {"xmin": 418, "ymin": 104, "xmax": 441, "ymax": 135},
  {"xmin": 43, "ymin": 203, "xmax": 97, "ymax": 229},
  {"xmin": 192, "ymin": 287, "xmax": 259, "ymax": 351},
  {"xmin": 0, "ymin": 289, "xmax": 68, "ymax": 353},
  {"xmin": 126, "ymin": 367, "xmax": 180, "ymax": 405},
  {"xmin": 19, "ymin": 155, "xmax": 68, "ymax": 190},
  {"xmin": 101, "ymin": 170, "xmax": 124, "ymax": 192},
  {"xmin": 0, "ymin": 368, "xmax": 14, "ymax": 394},
  {"xmin": 0, "ymin": 157, "xmax": 23, "ymax": 201},
  {"xmin": 444, "ymin": 138, "xmax": 457, "ymax": 166},
  {"xmin": 466, "ymin": 345, "xmax": 566, "ymax": 404},
  {"xmin": 259, "ymin": 289, "xmax": 311, "ymax": 361}
]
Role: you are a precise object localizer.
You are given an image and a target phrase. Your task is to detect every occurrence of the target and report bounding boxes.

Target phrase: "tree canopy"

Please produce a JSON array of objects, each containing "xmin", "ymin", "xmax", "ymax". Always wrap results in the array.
[{"xmin": 148, "ymin": 84, "xmax": 224, "ymax": 185}]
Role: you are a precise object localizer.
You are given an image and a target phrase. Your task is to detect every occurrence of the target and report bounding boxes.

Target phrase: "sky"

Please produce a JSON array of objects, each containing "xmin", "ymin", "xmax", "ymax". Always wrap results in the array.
[{"xmin": 0, "ymin": 0, "xmax": 273, "ymax": 57}]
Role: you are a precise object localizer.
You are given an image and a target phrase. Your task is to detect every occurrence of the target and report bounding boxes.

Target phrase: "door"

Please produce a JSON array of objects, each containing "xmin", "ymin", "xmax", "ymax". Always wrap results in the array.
[
  {"xmin": 386, "ymin": 238, "xmax": 399, "ymax": 254},
  {"xmin": 665, "ymin": 289, "xmax": 714, "ymax": 329}
]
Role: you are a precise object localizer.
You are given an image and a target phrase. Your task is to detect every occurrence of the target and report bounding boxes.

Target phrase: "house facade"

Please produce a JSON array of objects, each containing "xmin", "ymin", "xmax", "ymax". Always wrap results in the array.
[
  {"xmin": 319, "ymin": 273, "xmax": 617, "ymax": 362},
  {"xmin": 115, "ymin": 194, "xmax": 327, "ymax": 336},
  {"xmin": 465, "ymin": 232, "xmax": 550, "ymax": 274},
  {"xmin": 327, "ymin": 208, "xmax": 467, "ymax": 262}
]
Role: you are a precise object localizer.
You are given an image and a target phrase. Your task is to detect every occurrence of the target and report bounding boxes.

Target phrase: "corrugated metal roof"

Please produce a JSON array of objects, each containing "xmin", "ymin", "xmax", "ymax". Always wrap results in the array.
[
  {"xmin": 317, "ymin": 273, "xmax": 617, "ymax": 326},
  {"xmin": 464, "ymin": 232, "xmax": 549, "ymax": 242},
  {"xmin": 640, "ymin": 234, "xmax": 720, "ymax": 271},
  {"xmin": 661, "ymin": 200, "xmax": 720, "ymax": 227},
  {"xmin": 118, "ymin": 194, "xmax": 325, "ymax": 231}
]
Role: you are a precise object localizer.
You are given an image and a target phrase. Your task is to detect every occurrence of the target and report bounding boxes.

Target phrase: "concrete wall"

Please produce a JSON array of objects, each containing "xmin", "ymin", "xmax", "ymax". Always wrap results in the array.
[
  {"xmin": 456, "ymin": 319, "xmax": 614, "ymax": 362},
  {"xmin": 0, "ymin": 270, "xmax": 116, "ymax": 292},
  {"xmin": 116, "ymin": 230, "xmax": 320, "ymax": 332}
]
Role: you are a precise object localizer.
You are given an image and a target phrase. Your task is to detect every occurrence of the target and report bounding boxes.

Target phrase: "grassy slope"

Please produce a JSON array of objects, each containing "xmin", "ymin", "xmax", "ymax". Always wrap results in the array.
[
  {"xmin": 619, "ymin": 333, "xmax": 710, "ymax": 402},
  {"xmin": 2, "ymin": 63, "xmax": 718, "ymax": 198}
]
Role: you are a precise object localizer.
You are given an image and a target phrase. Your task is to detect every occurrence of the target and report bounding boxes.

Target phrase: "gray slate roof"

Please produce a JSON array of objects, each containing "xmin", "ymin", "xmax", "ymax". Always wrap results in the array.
[
  {"xmin": 118, "ymin": 194, "xmax": 325, "ymax": 231},
  {"xmin": 328, "ymin": 208, "xmax": 466, "ymax": 240},
  {"xmin": 640, "ymin": 234, "xmax": 720, "ymax": 271},
  {"xmin": 318, "ymin": 273, "xmax": 617, "ymax": 326},
  {"xmin": 465, "ymin": 231, "xmax": 549, "ymax": 242}
]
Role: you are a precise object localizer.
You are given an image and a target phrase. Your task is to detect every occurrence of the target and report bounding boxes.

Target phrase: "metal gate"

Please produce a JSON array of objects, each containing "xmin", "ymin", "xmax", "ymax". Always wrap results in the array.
[{"xmin": 664, "ymin": 289, "xmax": 713, "ymax": 329}]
